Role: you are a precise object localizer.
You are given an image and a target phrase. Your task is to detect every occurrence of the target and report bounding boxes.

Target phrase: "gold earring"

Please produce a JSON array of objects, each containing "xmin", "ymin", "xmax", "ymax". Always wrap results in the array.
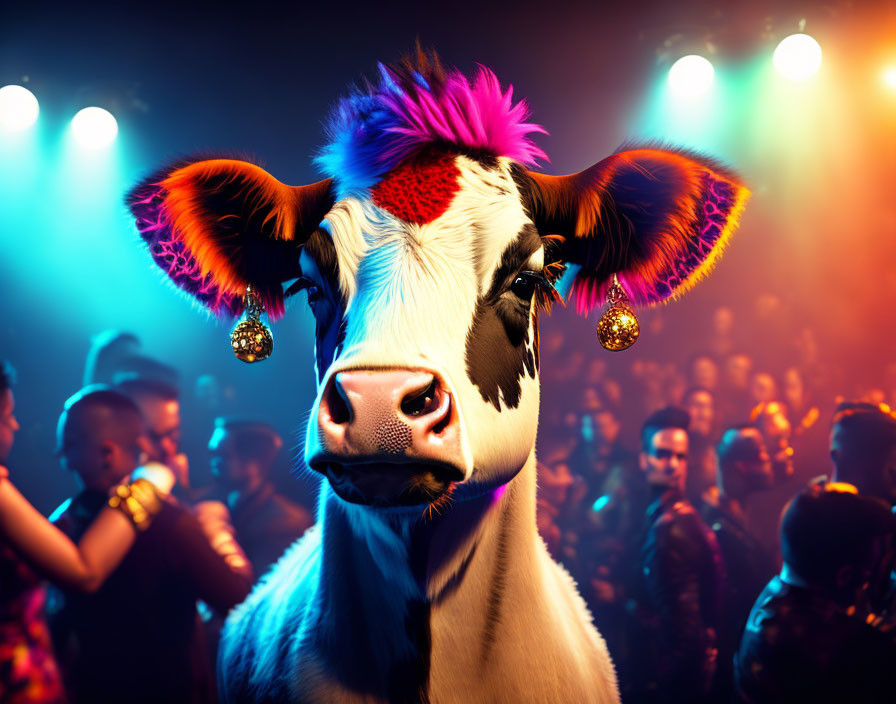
[
  {"xmin": 597, "ymin": 275, "xmax": 640, "ymax": 351},
  {"xmin": 230, "ymin": 285, "xmax": 274, "ymax": 363}
]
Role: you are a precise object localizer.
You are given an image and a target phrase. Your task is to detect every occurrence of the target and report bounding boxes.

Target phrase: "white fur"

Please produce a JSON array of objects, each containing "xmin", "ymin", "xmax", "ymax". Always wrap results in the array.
[
  {"xmin": 221, "ymin": 454, "xmax": 619, "ymax": 703},
  {"xmin": 220, "ymin": 155, "xmax": 620, "ymax": 703}
]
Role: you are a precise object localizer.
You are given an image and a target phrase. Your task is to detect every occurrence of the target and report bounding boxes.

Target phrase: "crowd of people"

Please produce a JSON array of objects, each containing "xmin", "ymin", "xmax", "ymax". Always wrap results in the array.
[
  {"xmin": 1, "ymin": 296, "xmax": 896, "ymax": 703},
  {"xmin": 0, "ymin": 332, "xmax": 312, "ymax": 704},
  {"xmin": 534, "ymin": 300, "xmax": 896, "ymax": 703}
]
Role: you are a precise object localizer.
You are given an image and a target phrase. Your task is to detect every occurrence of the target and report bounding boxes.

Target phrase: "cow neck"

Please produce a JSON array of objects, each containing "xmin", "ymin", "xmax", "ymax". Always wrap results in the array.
[{"xmin": 312, "ymin": 451, "xmax": 538, "ymax": 700}]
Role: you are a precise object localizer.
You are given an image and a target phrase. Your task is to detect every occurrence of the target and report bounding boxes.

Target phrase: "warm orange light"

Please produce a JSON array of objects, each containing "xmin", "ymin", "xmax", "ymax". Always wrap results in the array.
[
  {"xmin": 825, "ymin": 482, "xmax": 859, "ymax": 495},
  {"xmin": 883, "ymin": 67, "xmax": 896, "ymax": 90}
]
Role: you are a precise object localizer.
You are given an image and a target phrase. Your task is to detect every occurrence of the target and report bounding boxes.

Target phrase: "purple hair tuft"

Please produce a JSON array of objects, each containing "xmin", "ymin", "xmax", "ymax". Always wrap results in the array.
[{"xmin": 316, "ymin": 57, "xmax": 547, "ymax": 194}]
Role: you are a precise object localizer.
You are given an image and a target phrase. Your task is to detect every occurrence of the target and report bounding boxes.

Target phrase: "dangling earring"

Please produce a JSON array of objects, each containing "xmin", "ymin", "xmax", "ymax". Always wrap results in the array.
[
  {"xmin": 597, "ymin": 275, "xmax": 640, "ymax": 351},
  {"xmin": 230, "ymin": 285, "xmax": 274, "ymax": 363}
]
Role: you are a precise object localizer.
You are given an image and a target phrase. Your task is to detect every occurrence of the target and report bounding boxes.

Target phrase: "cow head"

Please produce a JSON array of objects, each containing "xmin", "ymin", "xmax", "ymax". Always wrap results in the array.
[{"xmin": 128, "ymin": 53, "xmax": 748, "ymax": 511}]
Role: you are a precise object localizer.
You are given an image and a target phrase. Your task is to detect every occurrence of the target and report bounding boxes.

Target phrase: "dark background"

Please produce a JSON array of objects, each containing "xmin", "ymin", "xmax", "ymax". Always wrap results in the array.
[{"xmin": 2, "ymin": 0, "xmax": 895, "ymax": 512}]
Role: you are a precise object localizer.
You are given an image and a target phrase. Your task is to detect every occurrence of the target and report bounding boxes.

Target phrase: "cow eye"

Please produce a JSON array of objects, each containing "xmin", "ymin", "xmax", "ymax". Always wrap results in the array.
[
  {"xmin": 286, "ymin": 277, "xmax": 323, "ymax": 306},
  {"xmin": 284, "ymin": 276, "xmax": 323, "ymax": 305},
  {"xmin": 509, "ymin": 271, "xmax": 543, "ymax": 302},
  {"xmin": 305, "ymin": 285, "xmax": 322, "ymax": 305}
]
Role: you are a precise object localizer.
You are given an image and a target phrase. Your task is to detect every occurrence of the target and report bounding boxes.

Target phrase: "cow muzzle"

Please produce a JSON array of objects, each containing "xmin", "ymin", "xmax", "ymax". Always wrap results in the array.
[{"xmin": 308, "ymin": 368, "xmax": 467, "ymax": 506}]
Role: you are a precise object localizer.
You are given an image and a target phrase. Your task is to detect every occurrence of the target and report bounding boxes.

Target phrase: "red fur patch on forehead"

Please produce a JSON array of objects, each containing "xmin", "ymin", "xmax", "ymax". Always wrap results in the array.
[{"xmin": 371, "ymin": 150, "xmax": 461, "ymax": 224}]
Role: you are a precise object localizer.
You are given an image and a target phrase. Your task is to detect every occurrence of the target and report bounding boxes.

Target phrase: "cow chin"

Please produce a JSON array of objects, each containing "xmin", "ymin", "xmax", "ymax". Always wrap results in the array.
[{"xmin": 311, "ymin": 456, "xmax": 465, "ymax": 508}]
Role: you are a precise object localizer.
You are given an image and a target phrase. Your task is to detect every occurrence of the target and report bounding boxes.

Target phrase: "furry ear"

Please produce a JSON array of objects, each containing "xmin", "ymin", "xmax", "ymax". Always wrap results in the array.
[
  {"xmin": 518, "ymin": 147, "xmax": 749, "ymax": 314},
  {"xmin": 127, "ymin": 158, "xmax": 334, "ymax": 319}
]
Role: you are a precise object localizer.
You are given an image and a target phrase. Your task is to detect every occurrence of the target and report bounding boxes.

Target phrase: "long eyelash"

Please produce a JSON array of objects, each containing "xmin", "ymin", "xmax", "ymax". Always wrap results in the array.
[
  {"xmin": 534, "ymin": 234, "xmax": 567, "ymax": 313},
  {"xmin": 535, "ymin": 263, "xmax": 564, "ymax": 313},
  {"xmin": 284, "ymin": 277, "xmax": 317, "ymax": 299}
]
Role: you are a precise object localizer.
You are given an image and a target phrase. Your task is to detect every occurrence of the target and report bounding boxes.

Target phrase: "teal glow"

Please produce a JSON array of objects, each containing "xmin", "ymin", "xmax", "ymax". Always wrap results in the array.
[
  {"xmin": 71, "ymin": 107, "xmax": 118, "ymax": 148},
  {"xmin": 592, "ymin": 495, "xmax": 611, "ymax": 513},
  {"xmin": 0, "ymin": 115, "xmax": 210, "ymax": 351},
  {"xmin": 629, "ymin": 55, "xmax": 768, "ymax": 163},
  {"xmin": 0, "ymin": 85, "xmax": 39, "ymax": 131},
  {"xmin": 668, "ymin": 55, "xmax": 714, "ymax": 98}
]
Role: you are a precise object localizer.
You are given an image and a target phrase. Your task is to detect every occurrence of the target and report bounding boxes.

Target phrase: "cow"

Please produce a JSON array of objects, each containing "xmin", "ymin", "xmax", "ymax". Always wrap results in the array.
[{"xmin": 127, "ymin": 51, "xmax": 748, "ymax": 704}]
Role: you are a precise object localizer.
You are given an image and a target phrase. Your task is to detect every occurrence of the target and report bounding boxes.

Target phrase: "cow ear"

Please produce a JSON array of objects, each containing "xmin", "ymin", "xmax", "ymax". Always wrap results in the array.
[
  {"xmin": 127, "ymin": 158, "xmax": 334, "ymax": 319},
  {"xmin": 519, "ymin": 147, "xmax": 749, "ymax": 314}
]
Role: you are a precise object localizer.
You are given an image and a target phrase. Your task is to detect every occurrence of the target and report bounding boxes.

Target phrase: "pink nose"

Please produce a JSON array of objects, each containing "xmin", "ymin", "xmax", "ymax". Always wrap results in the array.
[{"xmin": 317, "ymin": 369, "xmax": 460, "ymax": 462}]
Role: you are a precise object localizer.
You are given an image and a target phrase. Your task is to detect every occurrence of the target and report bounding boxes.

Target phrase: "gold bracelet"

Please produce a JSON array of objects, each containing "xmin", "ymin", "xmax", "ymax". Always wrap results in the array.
[{"xmin": 108, "ymin": 478, "xmax": 163, "ymax": 531}]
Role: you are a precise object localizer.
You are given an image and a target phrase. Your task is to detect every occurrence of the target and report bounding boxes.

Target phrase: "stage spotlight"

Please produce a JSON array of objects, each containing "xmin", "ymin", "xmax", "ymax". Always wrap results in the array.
[
  {"xmin": 0, "ymin": 85, "xmax": 39, "ymax": 131},
  {"xmin": 71, "ymin": 107, "xmax": 118, "ymax": 148},
  {"xmin": 773, "ymin": 34, "xmax": 822, "ymax": 82},
  {"xmin": 668, "ymin": 55, "xmax": 714, "ymax": 98},
  {"xmin": 884, "ymin": 67, "xmax": 896, "ymax": 91}
]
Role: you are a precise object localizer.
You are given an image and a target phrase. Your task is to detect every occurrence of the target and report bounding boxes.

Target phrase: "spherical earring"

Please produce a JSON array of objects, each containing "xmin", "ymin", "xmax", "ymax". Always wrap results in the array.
[
  {"xmin": 230, "ymin": 285, "xmax": 274, "ymax": 363},
  {"xmin": 597, "ymin": 275, "xmax": 640, "ymax": 351}
]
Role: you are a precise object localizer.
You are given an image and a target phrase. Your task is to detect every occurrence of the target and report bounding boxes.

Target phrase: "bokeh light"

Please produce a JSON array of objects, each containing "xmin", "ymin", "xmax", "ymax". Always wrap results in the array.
[
  {"xmin": 71, "ymin": 106, "xmax": 118, "ymax": 148},
  {"xmin": 668, "ymin": 55, "xmax": 715, "ymax": 98},
  {"xmin": 773, "ymin": 33, "xmax": 823, "ymax": 81},
  {"xmin": 0, "ymin": 85, "xmax": 39, "ymax": 131}
]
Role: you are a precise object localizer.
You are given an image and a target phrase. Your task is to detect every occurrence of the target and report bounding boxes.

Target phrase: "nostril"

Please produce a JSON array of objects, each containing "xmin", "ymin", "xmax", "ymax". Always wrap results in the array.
[
  {"xmin": 430, "ymin": 395, "xmax": 452, "ymax": 436},
  {"xmin": 400, "ymin": 377, "xmax": 440, "ymax": 418},
  {"xmin": 324, "ymin": 375, "xmax": 352, "ymax": 425}
]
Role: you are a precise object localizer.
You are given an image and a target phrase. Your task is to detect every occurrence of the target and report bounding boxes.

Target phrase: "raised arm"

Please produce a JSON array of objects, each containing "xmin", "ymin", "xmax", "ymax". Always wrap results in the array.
[{"xmin": 0, "ymin": 463, "xmax": 174, "ymax": 592}]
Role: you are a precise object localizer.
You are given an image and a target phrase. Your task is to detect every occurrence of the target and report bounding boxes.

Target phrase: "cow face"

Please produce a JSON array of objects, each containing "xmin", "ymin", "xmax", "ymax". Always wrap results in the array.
[
  {"xmin": 128, "ymin": 57, "xmax": 748, "ymax": 511},
  {"xmin": 301, "ymin": 150, "xmax": 548, "ymax": 508}
]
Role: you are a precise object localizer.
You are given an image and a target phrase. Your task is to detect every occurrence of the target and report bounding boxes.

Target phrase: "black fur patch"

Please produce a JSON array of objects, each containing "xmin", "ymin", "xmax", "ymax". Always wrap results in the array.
[
  {"xmin": 464, "ymin": 225, "xmax": 541, "ymax": 411},
  {"xmin": 509, "ymin": 163, "xmax": 566, "ymax": 237},
  {"xmin": 453, "ymin": 145, "xmax": 501, "ymax": 171},
  {"xmin": 480, "ymin": 495, "xmax": 511, "ymax": 664},
  {"xmin": 509, "ymin": 164, "xmax": 536, "ymax": 222},
  {"xmin": 509, "ymin": 164, "xmax": 570, "ymax": 270},
  {"xmin": 387, "ymin": 598, "xmax": 432, "ymax": 704},
  {"xmin": 305, "ymin": 227, "xmax": 341, "ymax": 287}
]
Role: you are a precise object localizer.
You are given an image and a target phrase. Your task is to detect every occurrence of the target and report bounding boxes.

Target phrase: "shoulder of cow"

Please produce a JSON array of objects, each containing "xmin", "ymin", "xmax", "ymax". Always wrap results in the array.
[{"xmin": 219, "ymin": 524, "xmax": 323, "ymax": 702}]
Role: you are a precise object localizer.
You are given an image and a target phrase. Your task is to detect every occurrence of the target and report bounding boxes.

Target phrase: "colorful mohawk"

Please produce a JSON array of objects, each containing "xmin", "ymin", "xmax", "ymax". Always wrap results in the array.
[{"xmin": 316, "ymin": 49, "xmax": 547, "ymax": 195}]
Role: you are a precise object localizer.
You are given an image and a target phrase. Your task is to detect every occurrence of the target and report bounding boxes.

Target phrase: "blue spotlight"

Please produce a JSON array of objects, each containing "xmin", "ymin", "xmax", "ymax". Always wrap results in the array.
[
  {"xmin": 668, "ymin": 55, "xmax": 715, "ymax": 98},
  {"xmin": 0, "ymin": 85, "xmax": 39, "ymax": 131},
  {"xmin": 71, "ymin": 107, "xmax": 118, "ymax": 148}
]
